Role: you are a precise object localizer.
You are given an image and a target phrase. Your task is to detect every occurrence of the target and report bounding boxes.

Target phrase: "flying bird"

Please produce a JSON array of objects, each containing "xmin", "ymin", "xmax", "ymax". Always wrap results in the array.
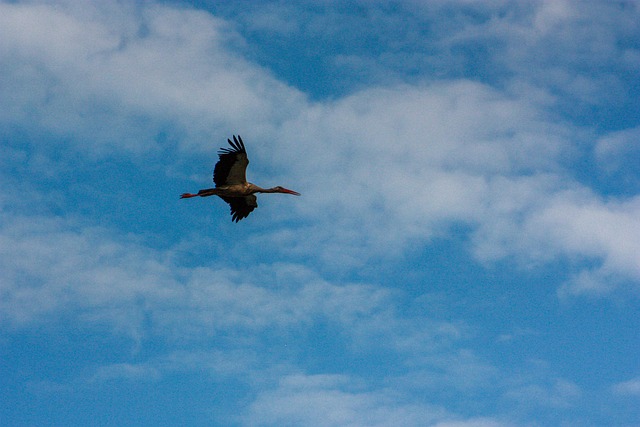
[{"xmin": 180, "ymin": 135, "xmax": 300, "ymax": 222}]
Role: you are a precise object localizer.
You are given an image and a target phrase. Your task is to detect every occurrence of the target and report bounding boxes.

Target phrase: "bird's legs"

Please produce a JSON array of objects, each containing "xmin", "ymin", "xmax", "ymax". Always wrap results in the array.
[{"xmin": 180, "ymin": 188, "xmax": 219, "ymax": 199}]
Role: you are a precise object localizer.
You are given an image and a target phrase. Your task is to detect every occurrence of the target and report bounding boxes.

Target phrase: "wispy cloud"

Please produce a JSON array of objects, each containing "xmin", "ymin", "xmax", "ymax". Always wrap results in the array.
[
  {"xmin": 243, "ymin": 373, "xmax": 508, "ymax": 427},
  {"xmin": 612, "ymin": 377, "xmax": 640, "ymax": 397}
]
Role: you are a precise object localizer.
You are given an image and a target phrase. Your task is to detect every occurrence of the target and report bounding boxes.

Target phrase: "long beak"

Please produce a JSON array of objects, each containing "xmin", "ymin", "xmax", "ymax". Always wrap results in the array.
[{"xmin": 281, "ymin": 188, "xmax": 301, "ymax": 196}]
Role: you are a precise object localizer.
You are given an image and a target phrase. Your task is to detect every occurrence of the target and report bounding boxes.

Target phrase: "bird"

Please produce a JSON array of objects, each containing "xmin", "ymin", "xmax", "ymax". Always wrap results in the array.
[{"xmin": 180, "ymin": 135, "xmax": 300, "ymax": 222}]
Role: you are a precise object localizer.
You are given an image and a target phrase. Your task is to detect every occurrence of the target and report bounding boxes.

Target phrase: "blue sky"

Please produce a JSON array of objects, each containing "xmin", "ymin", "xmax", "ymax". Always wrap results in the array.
[{"xmin": 1, "ymin": 1, "xmax": 639, "ymax": 426}]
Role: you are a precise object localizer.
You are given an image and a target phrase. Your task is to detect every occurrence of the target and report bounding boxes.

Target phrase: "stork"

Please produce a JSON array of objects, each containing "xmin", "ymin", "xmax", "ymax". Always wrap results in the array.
[{"xmin": 181, "ymin": 135, "xmax": 300, "ymax": 222}]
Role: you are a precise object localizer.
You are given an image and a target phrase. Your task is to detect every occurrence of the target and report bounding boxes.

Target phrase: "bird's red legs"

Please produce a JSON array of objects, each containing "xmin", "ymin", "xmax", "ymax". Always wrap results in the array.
[{"xmin": 180, "ymin": 188, "xmax": 218, "ymax": 199}]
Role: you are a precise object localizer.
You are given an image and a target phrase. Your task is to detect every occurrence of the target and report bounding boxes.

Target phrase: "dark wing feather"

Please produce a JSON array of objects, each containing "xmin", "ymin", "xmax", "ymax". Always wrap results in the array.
[
  {"xmin": 214, "ymin": 135, "xmax": 249, "ymax": 186},
  {"xmin": 220, "ymin": 195, "xmax": 257, "ymax": 222}
]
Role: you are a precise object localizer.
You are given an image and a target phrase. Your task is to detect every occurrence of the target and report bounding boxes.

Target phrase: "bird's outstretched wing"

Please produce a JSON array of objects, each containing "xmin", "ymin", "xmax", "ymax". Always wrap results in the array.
[
  {"xmin": 214, "ymin": 135, "xmax": 249, "ymax": 186},
  {"xmin": 220, "ymin": 195, "xmax": 258, "ymax": 222}
]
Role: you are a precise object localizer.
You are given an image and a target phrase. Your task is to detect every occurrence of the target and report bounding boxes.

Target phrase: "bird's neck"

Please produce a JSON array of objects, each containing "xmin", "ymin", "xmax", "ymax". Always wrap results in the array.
[
  {"xmin": 257, "ymin": 187, "xmax": 278, "ymax": 193},
  {"xmin": 247, "ymin": 183, "xmax": 270, "ymax": 193}
]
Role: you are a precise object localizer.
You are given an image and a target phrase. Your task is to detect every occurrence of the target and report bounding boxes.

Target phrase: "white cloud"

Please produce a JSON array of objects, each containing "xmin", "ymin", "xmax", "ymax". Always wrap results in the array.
[
  {"xmin": 412, "ymin": 1, "xmax": 640, "ymax": 108},
  {"xmin": 505, "ymin": 378, "xmax": 582, "ymax": 410},
  {"xmin": 532, "ymin": 193, "xmax": 640, "ymax": 283},
  {"xmin": 269, "ymin": 80, "xmax": 640, "ymax": 293},
  {"xmin": 595, "ymin": 126, "xmax": 640, "ymax": 175},
  {"xmin": 0, "ymin": 1, "xmax": 305, "ymax": 155},
  {"xmin": 243, "ymin": 373, "xmax": 510, "ymax": 427},
  {"xmin": 269, "ymin": 81, "xmax": 573, "ymax": 260},
  {"xmin": 0, "ymin": 214, "xmax": 174, "ymax": 330},
  {"xmin": 89, "ymin": 362, "xmax": 162, "ymax": 383},
  {"xmin": 476, "ymin": 180, "xmax": 640, "ymax": 295},
  {"xmin": 612, "ymin": 377, "xmax": 640, "ymax": 397},
  {"xmin": 242, "ymin": 372, "xmax": 523, "ymax": 427}
]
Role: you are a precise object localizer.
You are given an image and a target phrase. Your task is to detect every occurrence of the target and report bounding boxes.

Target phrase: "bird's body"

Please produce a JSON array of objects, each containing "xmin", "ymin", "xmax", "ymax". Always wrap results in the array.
[{"xmin": 181, "ymin": 135, "xmax": 300, "ymax": 222}]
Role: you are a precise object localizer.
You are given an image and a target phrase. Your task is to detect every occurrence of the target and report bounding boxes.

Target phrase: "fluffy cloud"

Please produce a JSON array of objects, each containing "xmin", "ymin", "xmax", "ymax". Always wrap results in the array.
[
  {"xmin": 272, "ymin": 82, "xmax": 640, "ymax": 293},
  {"xmin": 474, "ymin": 180, "xmax": 640, "ymax": 295},
  {"xmin": 0, "ymin": 1, "xmax": 304, "ymax": 155}
]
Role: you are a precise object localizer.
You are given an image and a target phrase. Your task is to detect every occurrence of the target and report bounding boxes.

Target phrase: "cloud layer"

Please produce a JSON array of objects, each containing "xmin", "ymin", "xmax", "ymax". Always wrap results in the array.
[{"xmin": 1, "ymin": 1, "xmax": 639, "ymax": 426}]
